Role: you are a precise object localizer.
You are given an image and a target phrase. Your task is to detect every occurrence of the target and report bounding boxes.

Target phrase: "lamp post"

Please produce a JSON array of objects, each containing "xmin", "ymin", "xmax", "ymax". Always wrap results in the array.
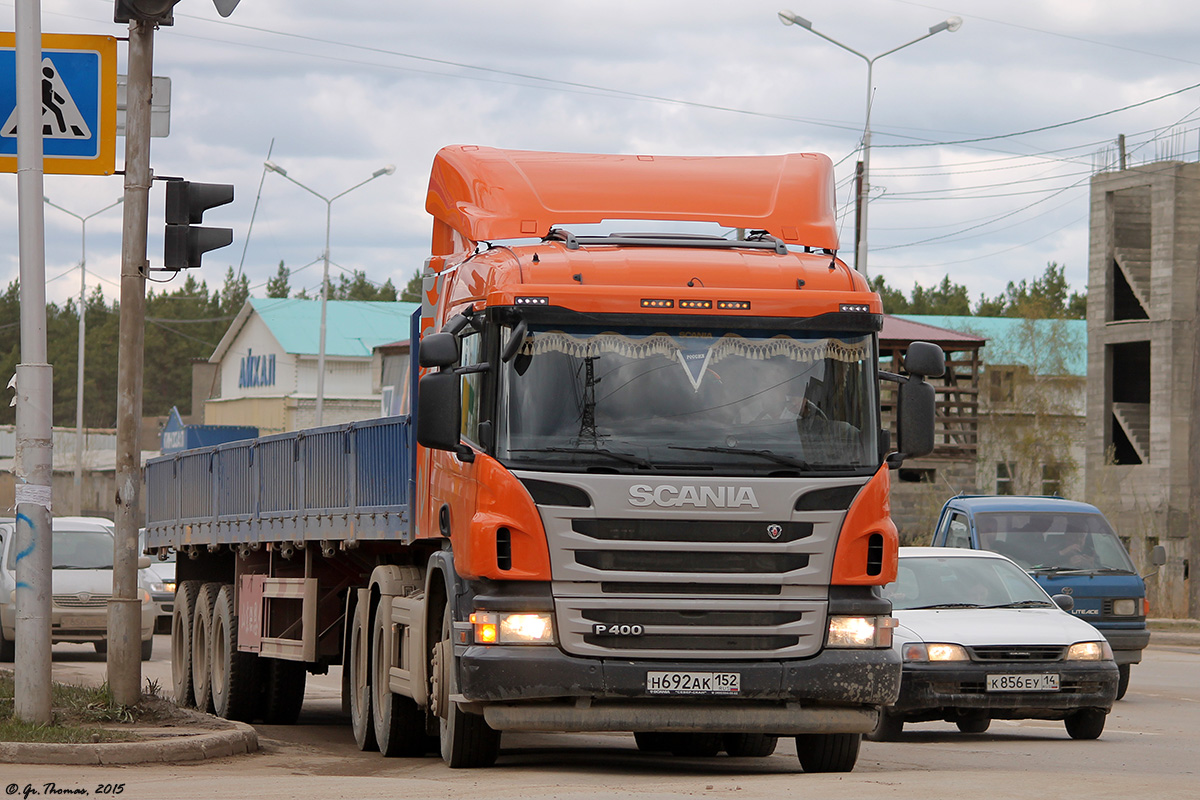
[
  {"xmin": 43, "ymin": 195, "xmax": 123, "ymax": 514},
  {"xmin": 264, "ymin": 161, "xmax": 395, "ymax": 426},
  {"xmin": 778, "ymin": 11, "xmax": 961, "ymax": 278}
]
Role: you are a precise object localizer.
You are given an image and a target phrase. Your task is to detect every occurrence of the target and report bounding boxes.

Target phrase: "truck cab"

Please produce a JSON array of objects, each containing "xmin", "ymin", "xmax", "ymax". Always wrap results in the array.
[{"xmin": 930, "ymin": 495, "xmax": 1166, "ymax": 699}]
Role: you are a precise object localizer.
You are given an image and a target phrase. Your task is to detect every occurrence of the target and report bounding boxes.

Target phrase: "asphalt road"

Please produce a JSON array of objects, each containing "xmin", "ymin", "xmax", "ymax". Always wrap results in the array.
[{"xmin": 7, "ymin": 635, "xmax": 1198, "ymax": 799}]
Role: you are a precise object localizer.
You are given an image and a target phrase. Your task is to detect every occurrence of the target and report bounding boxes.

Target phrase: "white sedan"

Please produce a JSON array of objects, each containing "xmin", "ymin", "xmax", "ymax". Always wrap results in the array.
[{"xmin": 870, "ymin": 547, "xmax": 1118, "ymax": 741}]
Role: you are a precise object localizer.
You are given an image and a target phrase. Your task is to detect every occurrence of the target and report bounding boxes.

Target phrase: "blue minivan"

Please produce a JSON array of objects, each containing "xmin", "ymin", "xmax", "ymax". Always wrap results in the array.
[{"xmin": 930, "ymin": 495, "xmax": 1166, "ymax": 700}]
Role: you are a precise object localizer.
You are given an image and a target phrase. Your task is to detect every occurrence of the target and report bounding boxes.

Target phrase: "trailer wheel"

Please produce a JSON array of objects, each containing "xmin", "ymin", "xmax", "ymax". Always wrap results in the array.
[
  {"xmin": 371, "ymin": 595, "xmax": 426, "ymax": 756},
  {"xmin": 260, "ymin": 658, "xmax": 307, "ymax": 724},
  {"xmin": 191, "ymin": 582, "xmax": 222, "ymax": 713},
  {"xmin": 211, "ymin": 585, "xmax": 259, "ymax": 721},
  {"xmin": 794, "ymin": 732, "xmax": 861, "ymax": 773},
  {"xmin": 723, "ymin": 733, "xmax": 778, "ymax": 757},
  {"xmin": 432, "ymin": 604, "xmax": 501, "ymax": 768},
  {"xmin": 172, "ymin": 580, "xmax": 201, "ymax": 707},
  {"xmin": 349, "ymin": 598, "xmax": 377, "ymax": 751}
]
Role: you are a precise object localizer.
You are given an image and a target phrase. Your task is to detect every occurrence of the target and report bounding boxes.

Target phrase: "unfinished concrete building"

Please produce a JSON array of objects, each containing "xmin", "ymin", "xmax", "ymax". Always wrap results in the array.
[{"xmin": 1087, "ymin": 160, "xmax": 1200, "ymax": 618}]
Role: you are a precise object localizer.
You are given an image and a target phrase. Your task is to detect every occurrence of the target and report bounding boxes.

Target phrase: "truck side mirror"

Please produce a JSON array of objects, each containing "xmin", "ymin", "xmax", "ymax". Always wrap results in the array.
[
  {"xmin": 419, "ymin": 332, "xmax": 460, "ymax": 369},
  {"xmin": 896, "ymin": 376, "xmax": 936, "ymax": 459},
  {"xmin": 1152, "ymin": 545, "xmax": 1167, "ymax": 567},
  {"xmin": 137, "ymin": 556, "xmax": 152, "ymax": 569},
  {"xmin": 417, "ymin": 371, "xmax": 462, "ymax": 451},
  {"xmin": 904, "ymin": 341, "xmax": 945, "ymax": 379}
]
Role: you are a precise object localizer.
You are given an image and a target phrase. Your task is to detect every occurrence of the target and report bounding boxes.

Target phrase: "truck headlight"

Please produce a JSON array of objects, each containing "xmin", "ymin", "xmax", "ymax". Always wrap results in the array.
[
  {"xmin": 1110, "ymin": 598, "xmax": 1138, "ymax": 616},
  {"xmin": 826, "ymin": 615, "xmax": 896, "ymax": 648},
  {"xmin": 471, "ymin": 611, "xmax": 555, "ymax": 645},
  {"xmin": 1066, "ymin": 641, "xmax": 1113, "ymax": 661}
]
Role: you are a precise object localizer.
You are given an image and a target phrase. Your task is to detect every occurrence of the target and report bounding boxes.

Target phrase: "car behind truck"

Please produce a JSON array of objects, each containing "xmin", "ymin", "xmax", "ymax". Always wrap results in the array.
[
  {"xmin": 930, "ymin": 495, "xmax": 1166, "ymax": 699},
  {"xmin": 145, "ymin": 146, "xmax": 943, "ymax": 772}
]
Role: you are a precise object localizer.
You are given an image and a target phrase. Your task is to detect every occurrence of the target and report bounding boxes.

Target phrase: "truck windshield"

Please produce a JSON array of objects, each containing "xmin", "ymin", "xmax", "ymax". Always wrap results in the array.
[
  {"xmin": 973, "ymin": 511, "xmax": 1136, "ymax": 573},
  {"xmin": 496, "ymin": 325, "xmax": 878, "ymax": 472}
]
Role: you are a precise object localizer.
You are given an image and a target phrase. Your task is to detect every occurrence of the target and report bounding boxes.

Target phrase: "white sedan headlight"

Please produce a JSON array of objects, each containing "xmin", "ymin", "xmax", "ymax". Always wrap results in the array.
[
  {"xmin": 471, "ymin": 611, "xmax": 555, "ymax": 644},
  {"xmin": 826, "ymin": 615, "xmax": 896, "ymax": 648},
  {"xmin": 1066, "ymin": 641, "xmax": 1113, "ymax": 661}
]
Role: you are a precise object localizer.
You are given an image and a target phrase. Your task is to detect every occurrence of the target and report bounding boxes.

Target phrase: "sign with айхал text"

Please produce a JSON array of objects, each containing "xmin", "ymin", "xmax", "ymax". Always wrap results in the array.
[{"xmin": 0, "ymin": 32, "xmax": 117, "ymax": 176}]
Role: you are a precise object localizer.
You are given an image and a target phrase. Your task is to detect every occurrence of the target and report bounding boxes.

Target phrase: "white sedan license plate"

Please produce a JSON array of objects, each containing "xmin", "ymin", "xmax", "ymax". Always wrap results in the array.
[
  {"xmin": 646, "ymin": 671, "xmax": 740, "ymax": 695},
  {"xmin": 987, "ymin": 673, "xmax": 1060, "ymax": 692},
  {"xmin": 59, "ymin": 615, "xmax": 106, "ymax": 629}
]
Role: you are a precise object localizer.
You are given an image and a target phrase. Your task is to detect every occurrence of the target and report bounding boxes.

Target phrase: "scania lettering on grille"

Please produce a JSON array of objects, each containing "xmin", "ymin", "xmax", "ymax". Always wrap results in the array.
[{"xmin": 628, "ymin": 484, "xmax": 759, "ymax": 508}]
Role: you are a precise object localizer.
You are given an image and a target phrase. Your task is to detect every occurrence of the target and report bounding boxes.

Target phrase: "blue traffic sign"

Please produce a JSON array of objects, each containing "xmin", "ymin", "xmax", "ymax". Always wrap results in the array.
[{"xmin": 0, "ymin": 33, "xmax": 116, "ymax": 176}]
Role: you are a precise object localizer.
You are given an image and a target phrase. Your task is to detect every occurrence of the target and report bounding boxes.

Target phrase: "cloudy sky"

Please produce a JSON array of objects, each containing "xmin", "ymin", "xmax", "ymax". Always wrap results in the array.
[{"xmin": 7, "ymin": 0, "xmax": 1200, "ymax": 313}]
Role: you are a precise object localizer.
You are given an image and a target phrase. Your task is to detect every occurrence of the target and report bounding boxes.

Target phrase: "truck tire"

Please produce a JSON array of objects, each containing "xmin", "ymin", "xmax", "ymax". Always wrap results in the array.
[
  {"xmin": 633, "ymin": 732, "xmax": 672, "ymax": 752},
  {"xmin": 667, "ymin": 733, "xmax": 723, "ymax": 757},
  {"xmin": 865, "ymin": 710, "xmax": 904, "ymax": 742},
  {"xmin": 172, "ymin": 580, "xmax": 201, "ymax": 707},
  {"xmin": 723, "ymin": 733, "xmax": 778, "ymax": 757},
  {"xmin": 348, "ymin": 598, "xmax": 377, "ymax": 751},
  {"xmin": 371, "ymin": 595, "xmax": 426, "ymax": 756},
  {"xmin": 1065, "ymin": 708, "xmax": 1106, "ymax": 740},
  {"xmin": 211, "ymin": 585, "xmax": 258, "ymax": 721},
  {"xmin": 794, "ymin": 732, "xmax": 861, "ymax": 773},
  {"xmin": 1116, "ymin": 664, "xmax": 1130, "ymax": 700},
  {"xmin": 260, "ymin": 658, "xmax": 307, "ymax": 724},
  {"xmin": 191, "ymin": 582, "xmax": 222, "ymax": 713},
  {"xmin": 141, "ymin": 636, "xmax": 154, "ymax": 662},
  {"xmin": 432, "ymin": 604, "xmax": 501, "ymax": 768}
]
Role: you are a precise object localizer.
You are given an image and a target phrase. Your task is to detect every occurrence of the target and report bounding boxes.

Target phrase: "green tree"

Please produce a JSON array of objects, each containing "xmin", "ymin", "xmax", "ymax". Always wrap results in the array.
[
  {"xmin": 974, "ymin": 262, "xmax": 1085, "ymax": 319},
  {"xmin": 909, "ymin": 275, "xmax": 971, "ymax": 315},
  {"xmin": 400, "ymin": 270, "xmax": 422, "ymax": 303},
  {"xmin": 265, "ymin": 261, "xmax": 290, "ymax": 298},
  {"xmin": 220, "ymin": 267, "xmax": 250, "ymax": 315}
]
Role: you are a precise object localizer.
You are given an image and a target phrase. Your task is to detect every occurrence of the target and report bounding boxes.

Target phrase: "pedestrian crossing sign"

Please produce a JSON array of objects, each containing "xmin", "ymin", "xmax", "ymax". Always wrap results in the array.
[{"xmin": 0, "ymin": 33, "xmax": 117, "ymax": 176}]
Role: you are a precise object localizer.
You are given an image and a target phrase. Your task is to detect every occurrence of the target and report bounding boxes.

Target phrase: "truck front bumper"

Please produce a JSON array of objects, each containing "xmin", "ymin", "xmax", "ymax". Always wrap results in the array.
[
  {"xmin": 1098, "ymin": 626, "xmax": 1151, "ymax": 664},
  {"xmin": 457, "ymin": 644, "xmax": 900, "ymax": 734}
]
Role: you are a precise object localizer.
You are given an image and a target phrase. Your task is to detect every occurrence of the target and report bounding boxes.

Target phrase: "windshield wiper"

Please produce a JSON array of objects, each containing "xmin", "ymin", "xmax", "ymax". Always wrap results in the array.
[
  {"xmin": 667, "ymin": 445, "xmax": 811, "ymax": 469},
  {"xmin": 983, "ymin": 600, "xmax": 1053, "ymax": 609},
  {"xmin": 1030, "ymin": 566, "xmax": 1130, "ymax": 576},
  {"xmin": 904, "ymin": 603, "xmax": 983, "ymax": 610},
  {"xmin": 507, "ymin": 447, "xmax": 654, "ymax": 468}
]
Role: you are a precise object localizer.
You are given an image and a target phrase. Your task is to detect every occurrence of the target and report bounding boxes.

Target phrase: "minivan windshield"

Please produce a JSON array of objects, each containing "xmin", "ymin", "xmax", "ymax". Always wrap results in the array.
[
  {"xmin": 973, "ymin": 511, "xmax": 1136, "ymax": 572},
  {"xmin": 497, "ymin": 325, "xmax": 879, "ymax": 473}
]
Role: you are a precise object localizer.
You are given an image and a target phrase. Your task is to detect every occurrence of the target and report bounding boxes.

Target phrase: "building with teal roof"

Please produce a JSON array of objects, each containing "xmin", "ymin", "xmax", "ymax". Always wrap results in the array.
[{"xmin": 203, "ymin": 298, "xmax": 419, "ymax": 434}]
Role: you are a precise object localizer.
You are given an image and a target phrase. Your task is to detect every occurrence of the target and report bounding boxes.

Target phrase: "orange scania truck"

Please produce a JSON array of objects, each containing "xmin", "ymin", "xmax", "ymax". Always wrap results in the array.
[{"xmin": 144, "ymin": 146, "xmax": 944, "ymax": 773}]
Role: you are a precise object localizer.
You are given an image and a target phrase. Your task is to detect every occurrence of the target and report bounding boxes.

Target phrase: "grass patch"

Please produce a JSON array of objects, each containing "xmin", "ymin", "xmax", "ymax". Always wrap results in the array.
[{"xmin": 0, "ymin": 670, "xmax": 148, "ymax": 743}]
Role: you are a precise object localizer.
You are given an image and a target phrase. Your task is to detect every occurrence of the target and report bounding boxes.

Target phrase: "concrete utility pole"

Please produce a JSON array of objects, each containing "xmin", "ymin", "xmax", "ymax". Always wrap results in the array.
[
  {"xmin": 110, "ymin": 18, "xmax": 154, "ymax": 706},
  {"xmin": 13, "ymin": 0, "xmax": 54, "ymax": 725}
]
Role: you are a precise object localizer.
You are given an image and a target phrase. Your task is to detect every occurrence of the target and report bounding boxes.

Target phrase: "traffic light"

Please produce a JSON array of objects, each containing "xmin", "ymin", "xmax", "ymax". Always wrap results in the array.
[
  {"xmin": 114, "ymin": 0, "xmax": 180, "ymax": 25},
  {"xmin": 164, "ymin": 180, "xmax": 234, "ymax": 270}
]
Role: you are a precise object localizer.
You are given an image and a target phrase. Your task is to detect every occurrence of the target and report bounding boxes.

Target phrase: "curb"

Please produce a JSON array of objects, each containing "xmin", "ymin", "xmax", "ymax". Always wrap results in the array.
[{"xmin": 0, "ymin": 721, "xmax": 258, "ymax": 765}]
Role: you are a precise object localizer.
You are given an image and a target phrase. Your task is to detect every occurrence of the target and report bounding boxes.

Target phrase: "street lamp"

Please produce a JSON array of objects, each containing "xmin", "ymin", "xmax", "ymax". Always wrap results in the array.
[
  {"xmin": 43, "ymin": 195, "xmax": 123, "ymax": 515},
  {"xmin": 264, "ymin": 161, "xmax": 396, "ymax": 426},
  {"xmin": 778, "ymin": 11, "xmax": 961, "ymax": 277}
]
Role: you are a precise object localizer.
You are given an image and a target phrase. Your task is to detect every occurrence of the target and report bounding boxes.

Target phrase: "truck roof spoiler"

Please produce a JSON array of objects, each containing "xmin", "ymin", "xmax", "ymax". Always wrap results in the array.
[{"xmin": 426, "ymin": 146, "xmax": 839, "ymax": 258}]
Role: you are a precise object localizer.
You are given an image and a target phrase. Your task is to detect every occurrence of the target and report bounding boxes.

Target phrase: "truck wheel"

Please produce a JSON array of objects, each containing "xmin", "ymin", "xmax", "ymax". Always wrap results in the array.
[
  {"xmin": 172, "ymin": 580, "xmax": 201, "ymax": 707},
  {"xmin": 866, "ymin": 709, "xmax": 905, "ymax": 742},
  {"xmin": 211, "ymin": 585, "xmax": 258, "ymax": 721},
  {"xmin": 348, "ymin": 598, "xmax": 377, "ymax": 751},
  {"xmin": 1065, "ymin": 708, "xmax": 1107, "ymax": 740},
  {"xmin": 191, "ymin": 582, "xmax": 222, "ymax": 713},
  {"xmin": 723, "ymin": 733, "xmax": 778, "ymax": 757},
  {"xmin": 795, "ymin": 733, "xmax": 861, "ymax": 773},
  {"xmin": 371, "ymin": 596, "xmax": 426, "ymax": 756},
  {"xmin": 0, "ymin": 624, "xmax": 12, "ymax": 662},
  {"xmin": 431, "ymin": 605, "xmax": 501, "ymax": 768},
  {"xmin": 1116, "ymin": 664, "xmax": 1130, "ymax": 700},
  {"xmin": 260, "ymin": 658, "xmax": 307, "ymax": 724},
  {"xmin": 633, "ymin": 732, "xmax": 672, "ymax": 752},
  {"xmin": 667, "ymin": 733, "xmax": 723, "ymax": 757}
]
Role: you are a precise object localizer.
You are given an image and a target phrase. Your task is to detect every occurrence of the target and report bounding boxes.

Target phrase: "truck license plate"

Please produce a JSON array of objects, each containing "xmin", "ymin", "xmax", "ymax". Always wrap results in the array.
[
  {"xmin": 646, "ymin": 671, "xmax": 740, "ymax": 695},
  {"xmin": 986, "ymin": 673, "xmax": 1059, "ymax": 692}
]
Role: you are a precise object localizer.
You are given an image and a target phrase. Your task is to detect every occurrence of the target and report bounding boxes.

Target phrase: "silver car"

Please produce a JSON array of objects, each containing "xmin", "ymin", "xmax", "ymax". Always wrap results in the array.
[
  {"xmin": 0, "ymin": 516, "xmax": 156, "ymax": 661},
  {"xmin": 870, "ymin": 547, "xmax": 1118, "ymax": 741}
]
